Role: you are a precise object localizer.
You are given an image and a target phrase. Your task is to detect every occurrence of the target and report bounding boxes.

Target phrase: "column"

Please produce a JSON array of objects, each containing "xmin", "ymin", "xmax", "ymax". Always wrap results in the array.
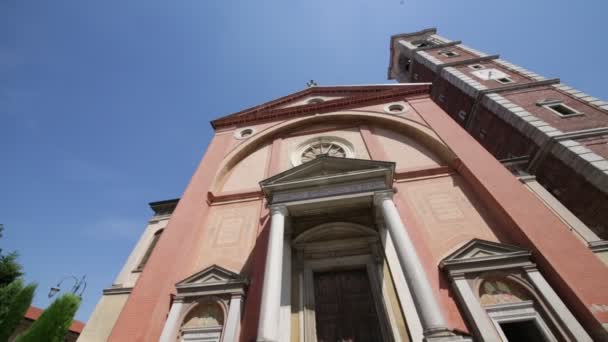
[
  {"xmin": 223, "ymin": 295, "xmax": 243, "ymax": 342},
  {"xmin": 257, "ymin": 205, "xmax": 288, "ymax": 342},
  {"xmin": 279, "ymin": 229, "xmax": 292, "ymax": 342},
  {"xmin": 374, "ymin": 191, "xmax": 449, "ymax": 337},
  {"xmin": 451, "ymin": 275, "xmax": 501, "ymax": 340},
  {"xmin": 526, "ymin": 267, "xmax": 592, "ymax": 341},
  {"xmin": 159, "ymin": 299, "xmax": 185, "ymax": 342}
]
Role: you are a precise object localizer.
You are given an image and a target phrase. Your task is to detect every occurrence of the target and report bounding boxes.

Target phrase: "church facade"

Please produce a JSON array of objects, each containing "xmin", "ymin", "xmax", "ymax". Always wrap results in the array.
[{"xmin": 78, "ymin": 33, "xmax": 608, "ymax": 342}]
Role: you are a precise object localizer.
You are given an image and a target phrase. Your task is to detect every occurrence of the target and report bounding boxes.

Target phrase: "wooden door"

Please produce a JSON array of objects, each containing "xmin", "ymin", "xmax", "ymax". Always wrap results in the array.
[{"xmin": 313, "ymin": 269, "xmax": 383, "ymax": 342}]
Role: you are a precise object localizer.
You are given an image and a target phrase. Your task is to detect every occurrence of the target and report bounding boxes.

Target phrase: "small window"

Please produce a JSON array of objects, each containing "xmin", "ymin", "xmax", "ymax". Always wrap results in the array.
[
  {"xmin": 411, "ymin": 39, "xmax": 433, "ymax": 48},
  {"xmin": 544, "ymin": 103, "xmax": 579, "ymax": 117},
  {"xmin": 240, "ymin": 129, "xmax": 253, "ymax": 138},
  {"xmin": 234, "ymin": 127, "xmax": 257, "ymax": 140},
  {"xmin": 496, "ymin": 77, "xmax": 515, "ymax": 84},
  {"xmin": 479, "ymin": 129, "xmax": 488, "ymax": 140},
  {"xmin": 307, "ymin": 97, "xmax": 324, "ymax": 104},
  {"xmin": 458, "ymin": 110, "xmax": 467, "ymax": 121},
  {"xmin": 384, "ymin": 103, "xmax": 407, "ymax": 114},
  {"xmin": 439, "ymin": 50, "xmax": 459, "ymax": 58},
  {"xmin": 136, "ymin": 229, "xmax": 163, "ymax": 271},
  {"xmin": 469, "ymin": 64, "xmax": 485, "ymax": 70}
]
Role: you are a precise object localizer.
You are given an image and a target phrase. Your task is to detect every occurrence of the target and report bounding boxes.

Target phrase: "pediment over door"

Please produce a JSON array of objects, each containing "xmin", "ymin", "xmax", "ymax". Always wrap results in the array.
[
  {"xmin": 260, "ymin": 156, "xmax": 395, "ymax": 205},
  {"xmin": 440, "ymin": 239, "xmax": 533, "ymax": 275},
  {"xmin": 175, "ymin": 265, "xmax": 248, "ymax": 297}
]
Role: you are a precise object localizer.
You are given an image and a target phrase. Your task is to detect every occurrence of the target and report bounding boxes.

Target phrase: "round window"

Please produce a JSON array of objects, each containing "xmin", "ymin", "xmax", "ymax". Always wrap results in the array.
[
  {"xmin": 384, "ymin": 103, "xmax": 408, "ymax": 114},
  {"xmin": 292, "ymin": 136, "xmax": 354, "ymax": 166},
  {"xmin": 307, "ymin": 97, "xmax": 325, "ymax": 104},
  {"xmin": 234, "ymin": 127, "xmax": 256, "ymax": 140}
]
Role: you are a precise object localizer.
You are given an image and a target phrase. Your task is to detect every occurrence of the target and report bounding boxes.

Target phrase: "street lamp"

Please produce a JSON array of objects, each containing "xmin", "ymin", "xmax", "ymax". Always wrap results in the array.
[{"xmin": 48, "ymin": 275, "xmax": 87, "ymax": 299}]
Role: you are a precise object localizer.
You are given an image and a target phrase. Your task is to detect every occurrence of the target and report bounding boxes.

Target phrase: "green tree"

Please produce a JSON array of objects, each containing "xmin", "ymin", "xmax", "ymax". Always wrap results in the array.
[
  {"xmin": 0, "ymin": 282, "xmax": 36, "ymax": 342},
  {"xmin": 0, "ymin": 225, "xmax": 23, "ymax": 287},
  {"xmin": 15, "ymin": 293, "xmax": 80, "ymax": 342}
]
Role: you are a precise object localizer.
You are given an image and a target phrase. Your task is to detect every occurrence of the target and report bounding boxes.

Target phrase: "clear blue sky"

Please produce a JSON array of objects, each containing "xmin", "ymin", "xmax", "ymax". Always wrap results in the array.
[{"xmin": 2, "ymin": 0, "xmax": 607, "ymax": 322}]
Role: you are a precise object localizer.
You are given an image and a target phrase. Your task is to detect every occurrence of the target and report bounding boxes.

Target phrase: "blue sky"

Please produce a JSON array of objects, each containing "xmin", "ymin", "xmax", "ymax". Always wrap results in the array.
[{"xmin": 1, "ymin": 0, "xmax": 607, "ymax": 322}]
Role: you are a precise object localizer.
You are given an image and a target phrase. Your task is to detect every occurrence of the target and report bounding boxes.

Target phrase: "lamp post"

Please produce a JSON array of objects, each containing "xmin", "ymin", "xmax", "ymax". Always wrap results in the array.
[{"xmin": 48, "ymin": 275, "xmax": 87, "ymax": 299}]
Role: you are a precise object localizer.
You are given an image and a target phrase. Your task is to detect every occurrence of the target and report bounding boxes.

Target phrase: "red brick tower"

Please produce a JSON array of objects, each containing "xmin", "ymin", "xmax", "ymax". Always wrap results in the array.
[{"xmin": 389, "ymin": 29, "xmax": 608, "ymax": 257}]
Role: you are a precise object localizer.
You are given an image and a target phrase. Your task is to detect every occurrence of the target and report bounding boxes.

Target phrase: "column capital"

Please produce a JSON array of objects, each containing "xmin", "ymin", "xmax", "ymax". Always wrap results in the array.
[
  {"xmin": 373, "ymin": 190, "xmax": 394, "ymax": 206},
  {"xmin": 269, "ymin": 205, "xmax": 288, "ymax": 216}
]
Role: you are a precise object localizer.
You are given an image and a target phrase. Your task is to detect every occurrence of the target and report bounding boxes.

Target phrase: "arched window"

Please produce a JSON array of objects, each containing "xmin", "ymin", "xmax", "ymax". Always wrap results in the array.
[
  {"xmin": 440, "ymin": 239, "xmax": 591, "ymax": 341},
  {"xmin": 478, "ymin": 277, "xmax": 558, "ymax": 341},
  {"xmin": 135, "ymin": 229, "xmax": 163, "ymax": 271},
  {"xmin": 180, "ymin": 301, "xmax": 225, "ymax": 342},
  {"xmin": 479, "ymin": 278, "xmax": 531, "ymax": 306}
]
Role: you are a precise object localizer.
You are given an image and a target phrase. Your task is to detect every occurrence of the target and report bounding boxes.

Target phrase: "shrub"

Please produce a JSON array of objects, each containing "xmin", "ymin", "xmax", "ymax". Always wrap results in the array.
[
  {"xmin": 0, "ymin": 281, "xmax": 36, "ymax": 341},
  {"xmin": 15, "ymin": 293, "xmax": 80, "ymax": 342}
]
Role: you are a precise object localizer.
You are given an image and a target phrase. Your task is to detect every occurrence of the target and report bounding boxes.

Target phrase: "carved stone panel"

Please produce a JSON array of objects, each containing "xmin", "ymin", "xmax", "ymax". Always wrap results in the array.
[
  {"xmin": 195, "ymin": 202, "xmax": 261, "ymax": 271},
  {"xmin": 397, "ymin": 175, "xmax": 500, "ymax": 262}
]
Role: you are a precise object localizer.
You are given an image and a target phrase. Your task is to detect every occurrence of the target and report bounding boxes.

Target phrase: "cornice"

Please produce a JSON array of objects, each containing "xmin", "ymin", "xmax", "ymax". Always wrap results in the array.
[{"xmin": 210, "ymin": 84, "xmax": 431, "ymax": 129}]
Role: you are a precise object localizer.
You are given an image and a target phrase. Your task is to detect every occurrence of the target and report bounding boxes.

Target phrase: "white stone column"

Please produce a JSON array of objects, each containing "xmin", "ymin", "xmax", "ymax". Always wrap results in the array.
[
  {"xmin": 374, "ymin": 191, "xmax": 450, "ymax": 337},
  {"xmin": 279, "ymin": 229, "xmax": 292, "ymax": 342},
  {"xmin": 223, "ymin": 295, "xmax": 243, "ymax": 342},
  {"xmin": 526, "ymin": 267, "xmax": 592, "ymax": 341},
  {"xmin": 159, "ymin": 299, "xmax": 185, "ymax": 342},
  {"xmin": 257, "ymin": 205, "xmax": 288, "ymax": 342},
  {"xmin": 451, "ymin": 275, "xmax": 501, "ymax": 340}
]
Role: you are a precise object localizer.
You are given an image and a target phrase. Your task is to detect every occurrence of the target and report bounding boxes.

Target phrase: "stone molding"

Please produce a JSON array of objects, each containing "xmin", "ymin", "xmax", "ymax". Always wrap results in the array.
[
  {"xmin": 174, "ymin": 264, "xmax": 248, "ymax": 299},
  {"xmin": 102, "ymin": 286, "xmax": 133, "ymax": 295},
  {"xmin": 440, "ymin": 239, "xmax": 593, "ymax": 341},
  {"xmin": 480, "ymin": 93, "xmax": 608, "ymax": 193},
  {"xmin": 211, "ymin": 84, "xmax": 431, "ymax": 129}
]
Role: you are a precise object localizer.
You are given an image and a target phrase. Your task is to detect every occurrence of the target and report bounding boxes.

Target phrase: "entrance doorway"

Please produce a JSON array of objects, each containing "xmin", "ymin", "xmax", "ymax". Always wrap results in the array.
[{"xmin": 313, "ymin": 269, "xmax": 383, "ymax": 342}]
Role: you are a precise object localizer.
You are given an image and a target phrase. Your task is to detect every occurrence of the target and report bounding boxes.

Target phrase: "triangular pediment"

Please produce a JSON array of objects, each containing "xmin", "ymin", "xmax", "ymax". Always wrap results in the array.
[
  {"xmin": 260, "ymin": 156, "xmax": 395, "ymax": 205},
  {"xmin": 210, "ymin": 84, "xmax": 431, "ymax": 129},
  {"xmin": 261, "ymin": 156, "xmax": 395, "ymax": 186},
  {"xmin": 441, "ymin": 239, "xmax": 530, "ymax": 266},
  {"xmin": 176, "ymin": 264, "xmax": 244, "ymax": 287}
]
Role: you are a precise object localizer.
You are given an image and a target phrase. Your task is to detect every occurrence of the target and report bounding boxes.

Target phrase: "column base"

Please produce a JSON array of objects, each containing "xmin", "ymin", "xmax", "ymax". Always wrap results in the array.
[{"xmin": 423, "ymin": 328, "xmax": 473, "ymax": 342}]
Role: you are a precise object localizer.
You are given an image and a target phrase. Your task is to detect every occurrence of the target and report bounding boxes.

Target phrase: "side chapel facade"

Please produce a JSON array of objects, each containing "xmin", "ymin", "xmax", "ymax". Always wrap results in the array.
[{"xmin": 78, "ymin": 30, "xmax": 608, "ymax": 342}]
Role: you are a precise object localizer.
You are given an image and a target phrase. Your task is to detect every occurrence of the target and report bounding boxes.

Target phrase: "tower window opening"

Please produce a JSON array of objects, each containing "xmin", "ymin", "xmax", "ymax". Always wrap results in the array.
[
  {"xmin": 496, "ymin": 77, "xmax": 515, "ymax": 84},
  {"xmin": 439, "ymin": 50, "xmax": 459, "ymax": 58},
  {"xmin": 544, "ymin": 103, "xmax": 579, "ymax": 117},
  {"xmin": 307, "ymin": 97, "xmax": 325, "ymax": 104}
]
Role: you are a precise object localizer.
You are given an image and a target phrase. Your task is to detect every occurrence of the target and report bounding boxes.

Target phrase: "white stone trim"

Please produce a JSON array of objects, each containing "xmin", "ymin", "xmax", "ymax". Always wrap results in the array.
[
  {"xmin": 159, "ymin": 301, "xmax": 186, "ymax": 342},
  {"xmin": 520, "ymin": 176, "xmax": 601, "ymax": 243},
  {"xmin": 383, "ymin": 102, "xmax": 409, "ymax": 115},
  {"xmin": 494, "ymin": 59, "xmax": 546, "ymax": 81},
  {"xmin": 290, "ymin": 136, "xmax": 355, "ymax": 167},
  {"xmin": 379, "ymin": 226, "xmax": 424, "ymax": 341},
  {"xmin": 441, "ymin": 239, "xmax": 593, "ymax": 341},
  {"xmin": 441, "ymin": 67, "xmax": 488, "ymax": 97},
  {"xmin": 278, "ymin": 231, "xmax": 291, "ymax": 342},
  {"xmin": 223, "ymin": 295, "xmax": 243, "ymax": 342},
  {"xmin": 430, "ymin": 34, "xmax": 452, "ymax": 44},
  {"xmin": 526, "ymin": 269, "xmax": 592, "ymax": 341},
  {"xmin": 480, "ymin": 93, "xmax": 608, "ymax": 192},
  {"xmin": 415, "ymin": 50, "xmax": 443, "ymax": 72},
  {"xmin": 234, "ymin": 127, "xmax": 257, "ymax": 140},
  {"xmin": 457, "ymin": 44, "xmax": 489, "ymax": 58},
  {"xmin": 553, "ymin": 83, "xmax": 608, "ymax": 112},
  {"xmin": 374, "ymin": 191, "xmax": 451, "ymax": 337},
  {"xmin": 486, "ymin": 301, "xmax": 558, "ymax": 342},
  {"xmin": 452, "ymin": 276, "xmax": 501, "ymax": 340},
  {"xmin": 257, "ymin": 205, "xmax": 288, "ymax": 342}
]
